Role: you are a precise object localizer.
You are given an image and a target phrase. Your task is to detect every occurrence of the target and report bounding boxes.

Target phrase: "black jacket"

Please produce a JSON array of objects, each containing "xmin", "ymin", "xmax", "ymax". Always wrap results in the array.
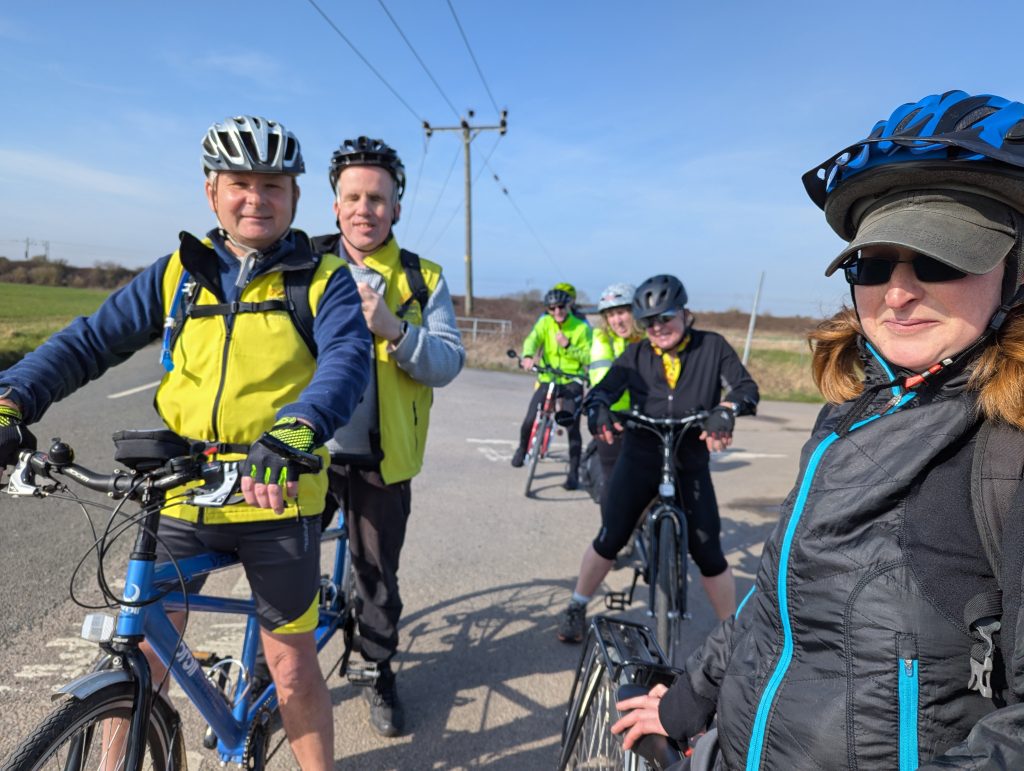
[{"xmin": 661, "ymin": 345, "xmax": 1024, "ymax": 769}]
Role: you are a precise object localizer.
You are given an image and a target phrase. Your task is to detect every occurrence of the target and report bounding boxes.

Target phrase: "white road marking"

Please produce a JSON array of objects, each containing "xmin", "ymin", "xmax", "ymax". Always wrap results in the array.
[
  {"xmin": 477, "ymin": 447, "xmax": 512, "ymax": 463},
  {"xmin": 466, "ymin": 438, "xmax": 518, "ymax": 445},
  {"xmin": 107, "ymin": 380, "xmax": 160, "ymax": 399},
  {"xmin": 714, "ymin": 449, "xmax": 786, "ymax": 459}
]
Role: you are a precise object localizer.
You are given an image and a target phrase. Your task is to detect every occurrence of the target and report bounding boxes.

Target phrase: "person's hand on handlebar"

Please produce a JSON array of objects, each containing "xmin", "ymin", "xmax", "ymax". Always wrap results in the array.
[
  {"xmin": 611, "ymin": 683, "xmax": 670, "ymax": 749},
  {"xmin": 521, "ymin": 355, "xmax": 534, "ymax": 371},
  {"xmin": 700, "ymin": 404, "xmax": 736, "ymax": 453},
  {"xmin": 587, "ymin": 403, "xmax": 622, "ymax": 444},
  {"xmin": 242, "ymin": 418, "xmax": 317, "ymax": 515},
  {"xmin": 0, "ymin": 401, "xmax": 35, "ymax": 470}
]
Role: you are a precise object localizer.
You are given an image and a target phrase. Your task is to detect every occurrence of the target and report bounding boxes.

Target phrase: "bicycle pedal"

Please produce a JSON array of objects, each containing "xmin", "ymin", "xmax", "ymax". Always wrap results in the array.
[
  {"xmin": 346, "ymin": 663, "xmax": 381, "ymax": 688},
  {"xmin": 604, "ymin": 591, "xmax": 631, "ymax": 611}
]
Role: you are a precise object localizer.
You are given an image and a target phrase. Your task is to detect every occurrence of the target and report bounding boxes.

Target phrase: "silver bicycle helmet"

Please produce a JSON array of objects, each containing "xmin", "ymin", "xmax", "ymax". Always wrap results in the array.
[
  {"xmin": 597, "ymin": 283, "xmax": 636, "ymax": 312},
  {"xmin": 201, "ymin": 116, "xmax": 305, "ymax": 176}
]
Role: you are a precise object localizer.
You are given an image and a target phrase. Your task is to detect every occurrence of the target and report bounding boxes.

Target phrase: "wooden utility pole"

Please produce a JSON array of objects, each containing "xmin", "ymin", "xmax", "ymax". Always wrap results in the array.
[{"xmin": 423, "ymin": 109, "xmax": 507, "ymax": 315}]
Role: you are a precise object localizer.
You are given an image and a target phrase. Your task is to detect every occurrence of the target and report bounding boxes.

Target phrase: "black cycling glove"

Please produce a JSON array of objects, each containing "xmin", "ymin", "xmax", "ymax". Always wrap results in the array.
[
  {"xmin": 243, "ymin": 418, "xmax": 318, "ymax": 488},
  {"xmin": 703, "ymin": 405, "xmax": 736, "ymax": 435},
  {"xmin": 587, "ymin": 403, "xmax": 614, "ymax": 437},
  {"xmin": 0, "ymin": 404, "xmax": 35, "ymax": 468}
]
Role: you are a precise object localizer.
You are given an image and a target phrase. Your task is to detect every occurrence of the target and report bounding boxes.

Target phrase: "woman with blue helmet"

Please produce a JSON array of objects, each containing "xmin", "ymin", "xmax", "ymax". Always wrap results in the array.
[{"xmin": 613, "ymin": 91, "xmax": 1024, "ymax": 769}]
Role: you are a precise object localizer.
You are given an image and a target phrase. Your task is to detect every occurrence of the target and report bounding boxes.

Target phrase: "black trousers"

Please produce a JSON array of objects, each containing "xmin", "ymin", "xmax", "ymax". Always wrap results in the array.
[
  {"xmin": 326, "ymin": 464, "xmax": 412, "ymax": 664},
  {"xmin": 517, "ymin": 381, "xmax": 584, "ymax": 471}
]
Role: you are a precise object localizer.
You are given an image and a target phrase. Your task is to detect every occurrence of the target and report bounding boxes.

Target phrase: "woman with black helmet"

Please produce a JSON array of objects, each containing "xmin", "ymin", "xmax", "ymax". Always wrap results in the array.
[
  {"xmin": 613, "ymin": 90, "xmax": 1024, "ymax": 771},
  {"xmin": 555, "ymin": 274, "xmax": 758, "ymax": 644}
]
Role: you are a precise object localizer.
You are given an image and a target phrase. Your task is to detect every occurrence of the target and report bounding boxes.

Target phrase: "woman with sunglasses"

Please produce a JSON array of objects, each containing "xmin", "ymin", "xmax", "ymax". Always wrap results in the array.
[
  {"xmin": 613, "ymin": 91, "xmax": 1024, "ymax": 770},
  {"xmin": 555, "ymin": 273, "xmax": 758, "ymax": 644},
  {"xmin": 510, "ymin": 286, "xmax": 592, "ymax": 489}
]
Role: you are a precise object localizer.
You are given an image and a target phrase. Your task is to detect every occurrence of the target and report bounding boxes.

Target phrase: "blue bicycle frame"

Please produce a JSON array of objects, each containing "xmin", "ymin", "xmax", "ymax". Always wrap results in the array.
[{"xmin": 114, "ymin": 515, "xmax": 350, "ymax": 764}]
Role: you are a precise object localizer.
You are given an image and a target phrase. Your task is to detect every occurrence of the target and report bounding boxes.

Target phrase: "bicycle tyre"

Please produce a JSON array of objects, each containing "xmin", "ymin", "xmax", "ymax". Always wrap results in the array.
[
  {"xmin": 653, "ymin": 515, "xmax": 681, "ymax": 661},
  {"xmin": 558, "ymin": 639, "xmax": 629, "ymax": 770},
  {"xmin": 1, "ymin": 682, "xmax": 184, "ymax": 771},
  {"xmin": 524, "ymin": 412, "xmax": 549, "ymax": 497}
]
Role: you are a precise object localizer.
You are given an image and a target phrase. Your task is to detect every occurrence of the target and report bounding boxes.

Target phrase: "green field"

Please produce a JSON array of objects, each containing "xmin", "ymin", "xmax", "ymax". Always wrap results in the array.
[{"xmin": 0, "ymin": 282, "xmax": 111, "ymax": 368}]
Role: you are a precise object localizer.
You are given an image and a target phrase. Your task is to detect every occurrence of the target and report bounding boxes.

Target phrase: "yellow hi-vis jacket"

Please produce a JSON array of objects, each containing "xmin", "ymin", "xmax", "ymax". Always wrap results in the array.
[
  {"xmin": 344, "ymin": 237, "xmax": 442, "ymax": 485},
  {"xmin": 589, "ymin": 327, "xmax": 632, "ymax": 412},
  {"xmin": 155, "ymin": 234, "xmax": 342, "ymax": 524}
]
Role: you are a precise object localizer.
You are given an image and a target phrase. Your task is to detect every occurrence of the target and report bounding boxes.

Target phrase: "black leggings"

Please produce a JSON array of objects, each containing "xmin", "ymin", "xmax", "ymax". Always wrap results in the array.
[
  {"xmin": 518, "ymin": 381, "xmax": 584, "ymax": 467},
  {"xmin": 593, "ymin": 436, "xmax": 727, "ymax": 577}
]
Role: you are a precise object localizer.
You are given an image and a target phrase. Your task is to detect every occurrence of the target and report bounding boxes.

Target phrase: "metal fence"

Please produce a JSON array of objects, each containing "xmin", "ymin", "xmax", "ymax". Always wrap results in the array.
[{"xmin": 456, "ymin": 316, "xmax": 512, "ymax": 341}]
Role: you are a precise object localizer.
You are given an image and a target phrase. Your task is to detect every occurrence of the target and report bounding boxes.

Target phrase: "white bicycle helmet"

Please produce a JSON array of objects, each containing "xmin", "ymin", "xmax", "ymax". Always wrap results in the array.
[
  {"xmin": 201, "ymin": 115, "xmax": 305, "ymax": 176},
  {"xmin": 597, "ymin": 283, "xmax": 636, "ymax": 312}
]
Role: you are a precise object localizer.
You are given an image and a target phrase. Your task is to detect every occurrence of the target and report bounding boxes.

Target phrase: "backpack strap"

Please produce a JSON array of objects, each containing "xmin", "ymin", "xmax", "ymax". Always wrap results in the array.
[
  {"xmin": 284, "ymin": 261, "xmax": 318, "ymax": 358},
  {"xmin": 965, "ymin": 419, "xmax": 1024, "ymax": 697},
  {"xmin": 160, "ymin": 271, "xmax": 200, "ymax": 373},
  {"xmin": 396, "ymin": 249, "xmax": 430, "ymax": 320}
]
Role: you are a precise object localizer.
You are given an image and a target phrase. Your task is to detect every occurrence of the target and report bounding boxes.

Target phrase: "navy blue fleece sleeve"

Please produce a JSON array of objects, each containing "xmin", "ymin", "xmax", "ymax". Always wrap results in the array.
[
  {"xmin": 277, "ymin": 266, "xmax": 371, "ymax": 443},
  {"xmin": 0, "ymin": 256, "xmax": 169, "ymax": 424}
]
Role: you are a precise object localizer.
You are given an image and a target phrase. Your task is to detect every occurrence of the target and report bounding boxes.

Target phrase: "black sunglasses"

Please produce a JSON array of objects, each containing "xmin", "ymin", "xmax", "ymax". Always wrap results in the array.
[
  {"xmin": 548, "ymin": 304, "xmax": 567, "ymax": 312},
  {"xmin": 638, "ymin": 311, "xmax": 679, "ymax": 330},
  {"xmin": 843, "ymin": 251, "xmax": 968, "ymax": 286}
]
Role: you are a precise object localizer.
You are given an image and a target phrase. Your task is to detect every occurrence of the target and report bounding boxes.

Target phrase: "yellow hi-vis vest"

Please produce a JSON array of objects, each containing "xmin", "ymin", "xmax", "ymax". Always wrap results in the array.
[
  {"xmin": 155, "ymin": 236, "xmax": 343, "ymax": 524},
  {"xmin": 590, "ymin": 327, "xmax": 632, "ymax": 412},
  {"xmin": 349, "ymin": 238, "xmax": 442, "ymax": 484}
]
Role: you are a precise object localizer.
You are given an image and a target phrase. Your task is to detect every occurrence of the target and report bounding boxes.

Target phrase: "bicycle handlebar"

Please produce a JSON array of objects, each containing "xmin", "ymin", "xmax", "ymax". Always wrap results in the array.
[
  {"xmin": 506, "ymin": 349, "xmax": 587, "ymax": 385},
  {"xmin": 622, "ymin": 409, "xmax": 710, "ymax": 433}
]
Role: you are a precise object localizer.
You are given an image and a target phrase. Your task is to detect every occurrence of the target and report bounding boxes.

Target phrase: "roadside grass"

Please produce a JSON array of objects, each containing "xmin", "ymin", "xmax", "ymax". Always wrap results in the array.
[{"xmin": 0, "ymin": 282, "xmax": 110, "ymax": 369}]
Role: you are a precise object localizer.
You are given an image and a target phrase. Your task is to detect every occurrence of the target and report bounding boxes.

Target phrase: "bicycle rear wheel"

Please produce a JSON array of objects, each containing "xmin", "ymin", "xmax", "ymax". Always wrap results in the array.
[
  {"xmin": 558, "ymin": 638, "xmax": 627, "ymax": 770},
  {"xmin": 653, "ymin": 514, "xmax": 683, "ymax": 661},
  {"xmin": 1, "ymin": 682, "xmax": 184, "ymax": 771},
  {"xmin": 524, "ymin": 412, "xmax": 550, "ymax": 497}
]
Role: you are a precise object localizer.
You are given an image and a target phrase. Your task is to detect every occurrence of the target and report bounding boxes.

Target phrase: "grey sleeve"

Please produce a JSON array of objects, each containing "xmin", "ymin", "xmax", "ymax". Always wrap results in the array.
[{"xmin": 388, "ymin": 273, "xmax": 465, "ymax": 387}]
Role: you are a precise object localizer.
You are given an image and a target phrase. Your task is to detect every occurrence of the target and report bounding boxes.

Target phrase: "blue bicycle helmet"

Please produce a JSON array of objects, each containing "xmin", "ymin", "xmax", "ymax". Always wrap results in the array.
[{"xmin": 804, "ymin": 91, "xmax": 1024, "ymax": 240}]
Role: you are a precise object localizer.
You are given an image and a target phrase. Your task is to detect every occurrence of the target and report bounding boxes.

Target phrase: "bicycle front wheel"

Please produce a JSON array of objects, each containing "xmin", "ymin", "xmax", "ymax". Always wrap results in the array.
[
  {"xmin": 525, "ymin": 412, "xmax": 550, "ymax": 497},
  {"xmin": 2, "ymin": 682, "xmax": 183, "ymax": 771},
  {"xmin": 653, "ymin": 515, "xmax": 682, "ymax": 661},
  {"xmin": 558, "ymin": 639, "xmax": 627, "ymax": 771}
]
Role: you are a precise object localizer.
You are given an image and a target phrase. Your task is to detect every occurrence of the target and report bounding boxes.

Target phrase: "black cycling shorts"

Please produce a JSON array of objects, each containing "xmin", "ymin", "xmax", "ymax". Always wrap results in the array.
[{"xmin": 155, "ymin": 515, "xmax": 321, "ymax": 634}]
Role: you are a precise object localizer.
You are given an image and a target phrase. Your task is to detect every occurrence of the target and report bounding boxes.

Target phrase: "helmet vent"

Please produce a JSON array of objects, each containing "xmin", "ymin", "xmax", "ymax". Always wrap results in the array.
[
  {"xmin": 1007, "ymin": 119, "xmax": 1024, "ymax": 143},
  {"xmin": 955, "ymin": 106, "xmax": 999, "ymax": 132},
  {"xmin": 266, "ymin": 133, "xmax": 281, "ymax": 165},
  {"xmin": 218, "ymin": 131, "xmax": 242, "ymax": 162},
  {"xmin": 893, "ymin": 108, "xmax": 923, "ymax": 136}
]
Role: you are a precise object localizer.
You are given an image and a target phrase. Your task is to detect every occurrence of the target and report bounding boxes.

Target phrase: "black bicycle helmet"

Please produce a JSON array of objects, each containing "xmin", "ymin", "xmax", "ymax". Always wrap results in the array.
[
  {"xmin": 201, "ymin": 115, "xmax": 304, "ymax": 176},
  {"xmin": 544, "ymin": 288, "xmax": 573, "ymax": 308},
  {"xmin": 328, "ymin": 136, "xmax": 406, "ymax": 199},
  {"xmin": 633, "ymin": 275, "xmax": 687, "ymax": 320}
]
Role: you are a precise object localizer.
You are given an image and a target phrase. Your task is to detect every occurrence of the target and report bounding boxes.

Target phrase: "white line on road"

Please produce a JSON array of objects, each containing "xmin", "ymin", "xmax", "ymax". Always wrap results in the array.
[
  {"xmin": 107, "ymin": 381, "xmax": 161, "ymax": 399},
  {"xmin": 466, "ymin": 438, "xmax": 517, "ymax": 445},
  {"xmin": 715, "ymin": 449, "xmax": 787, "ymax": 459}
]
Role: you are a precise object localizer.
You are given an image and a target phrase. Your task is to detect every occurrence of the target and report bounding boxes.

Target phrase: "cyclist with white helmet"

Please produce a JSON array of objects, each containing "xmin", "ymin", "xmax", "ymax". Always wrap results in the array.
[
  {"xmin": 614, "ymin": 90, "xmax": 1024, "ymax": 770},
  {"xmin": 511, "ymin": 286, "xmax": 592, "ymax": 489},
  {"xmin": 555, "ymin": 274, "xmax": 757, "ymax": 644},
  {"xmin": 0, "ymin": 115, "xmax": 371, "ymax": 769},
  {"xmin": 585, "ymin": 282, "xmax": 644, "ymax": 493},
  {"xmin": 310, "ymin": 136, "xmax": 465, "ymax": 738}
]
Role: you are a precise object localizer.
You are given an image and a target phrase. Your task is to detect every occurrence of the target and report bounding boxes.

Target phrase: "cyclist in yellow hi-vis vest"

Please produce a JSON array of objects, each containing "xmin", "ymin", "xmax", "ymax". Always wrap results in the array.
[
  {"xmin": 511, "ymin": 286, "xmax": 592, "ymax": 489},
  {"xmin": 0, "ymin": 116, "xmax": 372, "ymax": 769}
]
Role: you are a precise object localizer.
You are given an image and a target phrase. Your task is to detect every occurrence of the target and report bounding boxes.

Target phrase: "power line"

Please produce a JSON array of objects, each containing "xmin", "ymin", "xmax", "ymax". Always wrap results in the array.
[
  {"xmin": 376, "ymin": 0, "xmax": 460, "ymax": 120},
  {"xmin": 400, "ymin": 134, "xmax": 431, "ymax": 234},
  {"xmin": 445, "ymin": 0, "xmax": 501, "ymax": 114},
  {"xmin": 484, "ymin": 161, "xmax": 564, "ymax": 276},
  {"xmin": 304, "ymin": 0, "xmax": 424, "ymax": 122},
  {"xmin": 415, "ymin": 141, "xmax": 464, "ymax": 246},
  {"xmin": 424, "ymin": 135, "xmax": 503, "ymax": 254}
]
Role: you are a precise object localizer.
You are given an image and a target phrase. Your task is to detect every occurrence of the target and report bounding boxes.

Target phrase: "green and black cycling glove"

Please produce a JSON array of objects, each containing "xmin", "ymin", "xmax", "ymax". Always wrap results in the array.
[
  {"xmin": 243, "ymin": 418, "xmax": 318, "ymax": 488},
  {"xmin": 0, "ymin": 404, "xmax": 35, "ymax": 468}
]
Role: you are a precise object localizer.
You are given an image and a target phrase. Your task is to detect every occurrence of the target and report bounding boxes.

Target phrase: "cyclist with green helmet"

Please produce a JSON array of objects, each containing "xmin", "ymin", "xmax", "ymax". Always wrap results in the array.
[
  {"xmin": 0, "ymin": 115, "xmax": 371, "ymax": 769},
  {"xmin": 615, "ymin": 90, "xmax": 1024, "ymax": 770},
  {"xmin": 511, "ymin": 286, "xmax": 592, "ymax": 489},
  {"xmin": 552, "ymin": 281, "xmax": 588, "ymax": 324}
]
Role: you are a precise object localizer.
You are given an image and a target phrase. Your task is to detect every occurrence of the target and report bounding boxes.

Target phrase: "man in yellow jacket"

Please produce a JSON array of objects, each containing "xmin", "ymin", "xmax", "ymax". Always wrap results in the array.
[
  {"xmin": 311, "ymin": 137, "xmax": 465, "ymax": 737},
  {"xmin": 511, "ymin": 286, "xmax": 592, "ymax": 488}
]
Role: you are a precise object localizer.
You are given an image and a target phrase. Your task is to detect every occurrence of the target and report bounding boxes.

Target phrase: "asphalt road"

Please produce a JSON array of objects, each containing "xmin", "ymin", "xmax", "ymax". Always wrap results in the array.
[{"xmin": 0, "ymin": 349, "xmax": 819, "ymax": 769}]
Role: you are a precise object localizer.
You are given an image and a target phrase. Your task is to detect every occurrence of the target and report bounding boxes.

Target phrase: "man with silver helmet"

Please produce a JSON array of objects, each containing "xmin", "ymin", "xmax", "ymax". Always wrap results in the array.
[
  {"xmin": 0, "ymin": 115, "xmax": 371, "ymax": 768},
  {"xmin": 311, "ymin": 136, "xmax": 464, "ymax": 738}
]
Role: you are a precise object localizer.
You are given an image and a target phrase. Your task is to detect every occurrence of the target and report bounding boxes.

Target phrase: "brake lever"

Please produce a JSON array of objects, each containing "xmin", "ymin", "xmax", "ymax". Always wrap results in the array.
[{"xmin": 189, "ymin": 461, "xmax": 244, "ymax": 507}]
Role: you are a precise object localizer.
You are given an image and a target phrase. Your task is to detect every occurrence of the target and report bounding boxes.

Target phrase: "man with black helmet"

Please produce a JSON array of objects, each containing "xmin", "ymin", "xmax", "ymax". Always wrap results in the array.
[
  {"xmin": 555, "ymin": 273, "xmax": 758, "ymax": 644},
  {"xmin": 0, "ymin": 116, "xmax": 371, "ymax": 768},
  {"xmin": 311, "ymin": 137, "xmax": 464, "ymax": 737},
  {"xmin": 511, "ymin": 285, "xmax": 592, "ymax": 488}
]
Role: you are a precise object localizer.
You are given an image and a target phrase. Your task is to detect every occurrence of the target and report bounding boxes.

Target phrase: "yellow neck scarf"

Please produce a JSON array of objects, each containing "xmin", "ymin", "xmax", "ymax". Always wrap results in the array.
[{"xmin": 652, "ymin": 334, "xmax": 691, "ymax": 389}]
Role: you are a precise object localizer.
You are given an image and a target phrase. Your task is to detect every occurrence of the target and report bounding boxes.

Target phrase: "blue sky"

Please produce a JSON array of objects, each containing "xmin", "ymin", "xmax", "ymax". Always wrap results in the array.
[{"xmin": 2, "ymin": 2, "xmax": 1024, "ymax": 316}]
